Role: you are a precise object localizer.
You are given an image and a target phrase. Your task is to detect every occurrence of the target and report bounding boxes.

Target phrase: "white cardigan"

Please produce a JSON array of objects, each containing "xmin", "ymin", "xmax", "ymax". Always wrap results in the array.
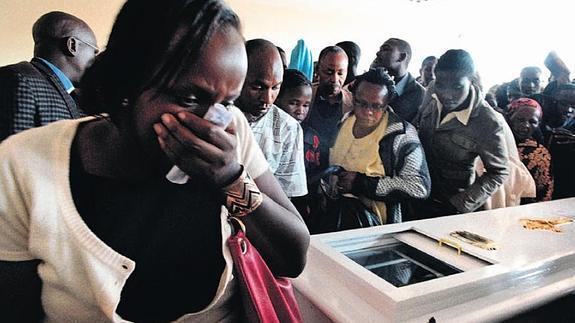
[{"xmin": 0, "ymin": 107, "xmax": 268, "ymax": 322}]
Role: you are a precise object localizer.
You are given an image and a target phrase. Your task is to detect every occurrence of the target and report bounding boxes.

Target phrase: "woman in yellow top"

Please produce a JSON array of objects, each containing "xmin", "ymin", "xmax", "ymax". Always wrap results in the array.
[{"xmin": 329, "ymin": 68, "xmax": 430, "ymax": 226}]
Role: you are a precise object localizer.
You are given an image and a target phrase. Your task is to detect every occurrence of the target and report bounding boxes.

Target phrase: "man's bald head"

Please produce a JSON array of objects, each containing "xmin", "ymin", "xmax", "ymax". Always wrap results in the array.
[
  {"xmin": 32, "ymin": 11, "xmax": 93, "ymax": 54},
  {"xmin": 238, "ymin": 39, "xmax": 284, "ymax": 120},
  {"xmin": 245, "ymin": 39, "xmax": 283, "ymax": 68},
  {"xmin": 32, "ymin": 11, "xmax": 97, "ymax": 84}
]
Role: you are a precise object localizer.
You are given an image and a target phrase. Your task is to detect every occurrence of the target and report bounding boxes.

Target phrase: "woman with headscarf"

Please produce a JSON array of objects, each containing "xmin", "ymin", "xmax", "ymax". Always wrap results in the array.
[
  {"xmin": 0, "ymin": 0, "xmax": 309, "ymax": 321},
  {"xmin": 508, "ymin": 98, "xmax": 554, "ymax": 202},
  {"xmin": 288, "ymin": 39, "xmax": 314, "ymax": 82},
  {"xmin": 414, "ymin": 49, "xmax": 509, "ymax": 217}
]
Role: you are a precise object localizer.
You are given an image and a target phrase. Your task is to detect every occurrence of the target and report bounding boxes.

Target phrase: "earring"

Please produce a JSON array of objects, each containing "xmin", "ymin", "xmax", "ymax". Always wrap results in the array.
[{"xmin": 120, "ymin": 98, "xmax": 129, "ymax": 108}]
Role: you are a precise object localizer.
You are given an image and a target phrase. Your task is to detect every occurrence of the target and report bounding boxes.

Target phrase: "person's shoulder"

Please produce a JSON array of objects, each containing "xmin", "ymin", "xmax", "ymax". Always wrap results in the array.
[
  {"xmin": 341, "ymin": 87, "xmax": 354, "ymax": 112},
  {"xmin": 387, "ymin": 109, "xmax": 405, "ymax": 126},
  {"xmin": 0, "ymin": 119, "xmax": 80, "ymax": 160},
  {"xmin": 0, "ymin": 61, "xmax": 32, "ymax": 72},
  {"xmin": 13, "ymin": 118, "xmax": 85, "ymax": 140},
  {"xmin": 471, "ymin": 109, "xmax": 506, "ymax": 146},
  {"xmin": 0, "ymin": 61, "xmax": 40, "ymax": 84},
  {"xmin": 228, "ymin": 105, "xmax": 255, "ymax": 137},
  {"xmin": 302, "ymin": 123, "xmax": 320, "ymax": 137},
  {"xmin": 310, "ymin": 83, "xmax": 319, "ymax": 102},
  {"xmin": 478, "ymin": 102, "xmax": 502, "ymax": 120},
  {"xmin": 0, "ymin": 61, "xmax": 40, "ymax": 78},
  {"xmin": 416, "ymin": 82, "xmax": 437, "ymax": 114},
  {"xmin": 413, "ymin": 81, "xmax": 426, "ymax": 94},
  {"xmin": 474, "ymin": 99, "xmax": 504, "ymax": 128},
  {"xmin": 229, "ymin": 105, "xmax": 246, "ymax": 121},
  {"xmin": 386, "ymin": 110, "xmax": 416, "ymax": 137},
  {"xmin": 405, "ymin": 73, "xmax": 425, "ymax": 92},
  {"xmin": 230, "ymin": 105, "xmax": 254, "ymax": 127}
]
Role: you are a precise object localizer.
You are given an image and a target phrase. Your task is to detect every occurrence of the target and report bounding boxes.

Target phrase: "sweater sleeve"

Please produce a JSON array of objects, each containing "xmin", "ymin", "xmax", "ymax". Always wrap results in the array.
[
  {"xmin": 352, "ymin": 124, "xmax": 430, "ymax": 202},
  {"xmin": 0, "ymin": 138, "xmax": 34, "ymax": 261}
]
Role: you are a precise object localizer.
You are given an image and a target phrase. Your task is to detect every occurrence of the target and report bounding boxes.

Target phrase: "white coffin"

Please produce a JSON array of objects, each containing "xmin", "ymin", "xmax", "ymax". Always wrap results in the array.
[{"xmin": 294, "ymin": 198, "xmax": 575, "ymax": 322}]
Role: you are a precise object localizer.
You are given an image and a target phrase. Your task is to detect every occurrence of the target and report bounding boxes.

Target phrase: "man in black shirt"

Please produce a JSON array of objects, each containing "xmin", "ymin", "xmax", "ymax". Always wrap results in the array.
[{"xmin": 304, "ymin": 46, "xmax": 353, "ymax": 174}]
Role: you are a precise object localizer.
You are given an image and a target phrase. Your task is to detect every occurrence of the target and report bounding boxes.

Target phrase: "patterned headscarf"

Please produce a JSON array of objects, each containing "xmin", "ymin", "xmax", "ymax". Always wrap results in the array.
[{"xmin": 508, "ymin": 98, "xmax": 543, "ymax": 117}]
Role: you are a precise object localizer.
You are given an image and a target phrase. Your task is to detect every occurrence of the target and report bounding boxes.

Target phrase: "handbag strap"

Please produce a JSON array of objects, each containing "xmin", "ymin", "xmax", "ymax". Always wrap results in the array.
[
  {"xmin": 226, "ymin": 216, "xmax": 303, "ymax": 323},
  {"xmin": 228, "ymin": 216, "xmax": 247, "ymax": 235},
  {"xmin": 228, "ymin": 216, "xmax": 248, "ymax": 254}
]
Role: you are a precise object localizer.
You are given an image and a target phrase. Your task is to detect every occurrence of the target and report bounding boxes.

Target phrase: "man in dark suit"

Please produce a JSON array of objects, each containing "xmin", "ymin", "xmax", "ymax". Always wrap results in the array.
[
  {"xmin": 0, "ymin": 11, "xmax": 98, "ymax": 141},
  {"xmin": 371, "ymin": 38, "xmax": 425, "ymax": 123}
]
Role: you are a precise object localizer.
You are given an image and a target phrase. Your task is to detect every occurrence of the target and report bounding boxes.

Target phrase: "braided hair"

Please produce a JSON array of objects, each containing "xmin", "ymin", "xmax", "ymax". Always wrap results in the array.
[{"xmin": 353, "ymin": 67, "xmax": 397, "ymax": 102}]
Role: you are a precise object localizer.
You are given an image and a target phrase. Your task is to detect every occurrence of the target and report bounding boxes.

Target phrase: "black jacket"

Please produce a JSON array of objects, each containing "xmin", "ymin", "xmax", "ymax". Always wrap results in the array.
[
  {"xmin": 0, "ymin": 58, "xmax": 81, "ymax": 141},
  {"xmin": 389, "ymin": 73, "xmax": 426, "ymax": 123}
]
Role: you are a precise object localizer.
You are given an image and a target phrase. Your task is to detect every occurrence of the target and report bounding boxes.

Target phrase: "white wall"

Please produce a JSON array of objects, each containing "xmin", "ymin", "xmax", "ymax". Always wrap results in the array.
[
  {"xmin": 1, "ymin": 0, "xmax": 573, "ymax": 90},
  {"xmin": 228, "ymin": 0, "xmax": 575, "ymax": 89},
  {"xmin": 0, "ymin": 0, "xmax": 124, "ymax": 65}
]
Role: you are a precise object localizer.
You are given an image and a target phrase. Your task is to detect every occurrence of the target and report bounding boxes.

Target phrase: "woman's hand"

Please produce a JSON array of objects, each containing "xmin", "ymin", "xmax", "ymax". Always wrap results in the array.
[
  {"xmin": 153, "ymin": 110, "xmax": 242, "ymax": 187},
  {"xmin": 337, "ymin": 171, "xmax": 358, "ymax": 193}
]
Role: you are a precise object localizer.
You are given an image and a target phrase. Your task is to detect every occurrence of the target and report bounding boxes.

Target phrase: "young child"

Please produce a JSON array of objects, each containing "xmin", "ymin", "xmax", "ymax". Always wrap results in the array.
[{"xmin": 276, "ymin": 69, "xmax": 323, "ymax": 230}]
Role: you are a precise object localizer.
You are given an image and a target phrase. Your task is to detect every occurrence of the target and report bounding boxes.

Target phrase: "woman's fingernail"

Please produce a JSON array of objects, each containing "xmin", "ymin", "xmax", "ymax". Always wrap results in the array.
[
  {"xmin": 153, "ymin": 123, "xmax": 162, "ymax": 134},
  {"xmin": 157, "ymin": 136, "xmax": 165, "ymax": 149},
  {"xmin": 161, "ymin": 114, "xmax": 171, "ymax": 124}
]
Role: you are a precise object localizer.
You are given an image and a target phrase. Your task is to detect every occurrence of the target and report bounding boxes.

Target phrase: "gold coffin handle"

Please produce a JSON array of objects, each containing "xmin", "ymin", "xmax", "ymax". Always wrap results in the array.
[{"xmin": 438, "ymin": 238, "xmax": 462, "ymax": 255}]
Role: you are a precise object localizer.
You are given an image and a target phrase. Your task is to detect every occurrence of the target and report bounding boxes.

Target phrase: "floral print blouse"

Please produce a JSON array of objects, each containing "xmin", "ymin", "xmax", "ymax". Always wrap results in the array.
[{"xmin": 517, "ymin": 138, "xmax": 554, "ymax": 202}]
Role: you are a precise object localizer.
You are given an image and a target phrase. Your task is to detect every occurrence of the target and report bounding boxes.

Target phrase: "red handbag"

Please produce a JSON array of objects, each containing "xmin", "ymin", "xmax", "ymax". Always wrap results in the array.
[{"xmin": 227, "ymin": 218, "xmax": 303, "ymax": 323}]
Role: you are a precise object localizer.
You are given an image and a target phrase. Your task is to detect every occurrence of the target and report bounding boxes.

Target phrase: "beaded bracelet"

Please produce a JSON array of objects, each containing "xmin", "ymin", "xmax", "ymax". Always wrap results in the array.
[{"xmin": 222, "ymin": 165, "xmax": 263, "ymax": 217}]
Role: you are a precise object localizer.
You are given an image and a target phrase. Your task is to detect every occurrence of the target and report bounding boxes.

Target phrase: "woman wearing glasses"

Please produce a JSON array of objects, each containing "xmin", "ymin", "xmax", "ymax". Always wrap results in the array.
[
  {"xmin": 326, "ymin": 68, "xmax": 430, "ymax": 226},
  {"xmin": 0, "ymin": 0, "xmax": 309, "ymax": 321}
]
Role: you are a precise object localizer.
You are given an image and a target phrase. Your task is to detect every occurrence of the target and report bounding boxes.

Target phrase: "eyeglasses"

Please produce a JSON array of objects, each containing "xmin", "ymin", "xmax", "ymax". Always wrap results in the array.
[{"xmin": 353, "ymin": 98, "xmax": 387, "ymax": 111}]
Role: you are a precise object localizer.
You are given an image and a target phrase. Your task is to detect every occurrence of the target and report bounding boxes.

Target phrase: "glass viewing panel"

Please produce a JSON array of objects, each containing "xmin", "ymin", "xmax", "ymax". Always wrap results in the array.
[{"xmin": 343, "ymin": 239, "xmax": 462, "ymax": 287}]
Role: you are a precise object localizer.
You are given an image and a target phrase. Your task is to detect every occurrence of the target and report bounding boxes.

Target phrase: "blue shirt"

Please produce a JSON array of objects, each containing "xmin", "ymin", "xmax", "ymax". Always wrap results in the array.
[
  {"xmin": 394, "ymin": 72, "xmax": 411, "ymax": 97},
  {"xmin": 37, "ymin": 58, "xmax": 74, "ymax": 93}
]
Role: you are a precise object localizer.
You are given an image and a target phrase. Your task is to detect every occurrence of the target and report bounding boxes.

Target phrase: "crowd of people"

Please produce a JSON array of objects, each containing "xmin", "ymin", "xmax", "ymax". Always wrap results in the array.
[
  {"xmin": 275, "ymin": 40, "xmax": 574, "ymax": 233},
  {"xmin": 274, "ymin": 39, "xmax": 574, "ymax": 233},
  {"xmin": 0, "ymin": 0, "xmax": 574, "ymax": 321}
]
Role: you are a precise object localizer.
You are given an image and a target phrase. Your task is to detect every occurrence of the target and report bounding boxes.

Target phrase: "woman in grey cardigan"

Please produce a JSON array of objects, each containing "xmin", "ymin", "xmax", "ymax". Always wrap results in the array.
[{"xmin": 413, "ymin": 49, "xmax": 509, "ymax": 217}]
